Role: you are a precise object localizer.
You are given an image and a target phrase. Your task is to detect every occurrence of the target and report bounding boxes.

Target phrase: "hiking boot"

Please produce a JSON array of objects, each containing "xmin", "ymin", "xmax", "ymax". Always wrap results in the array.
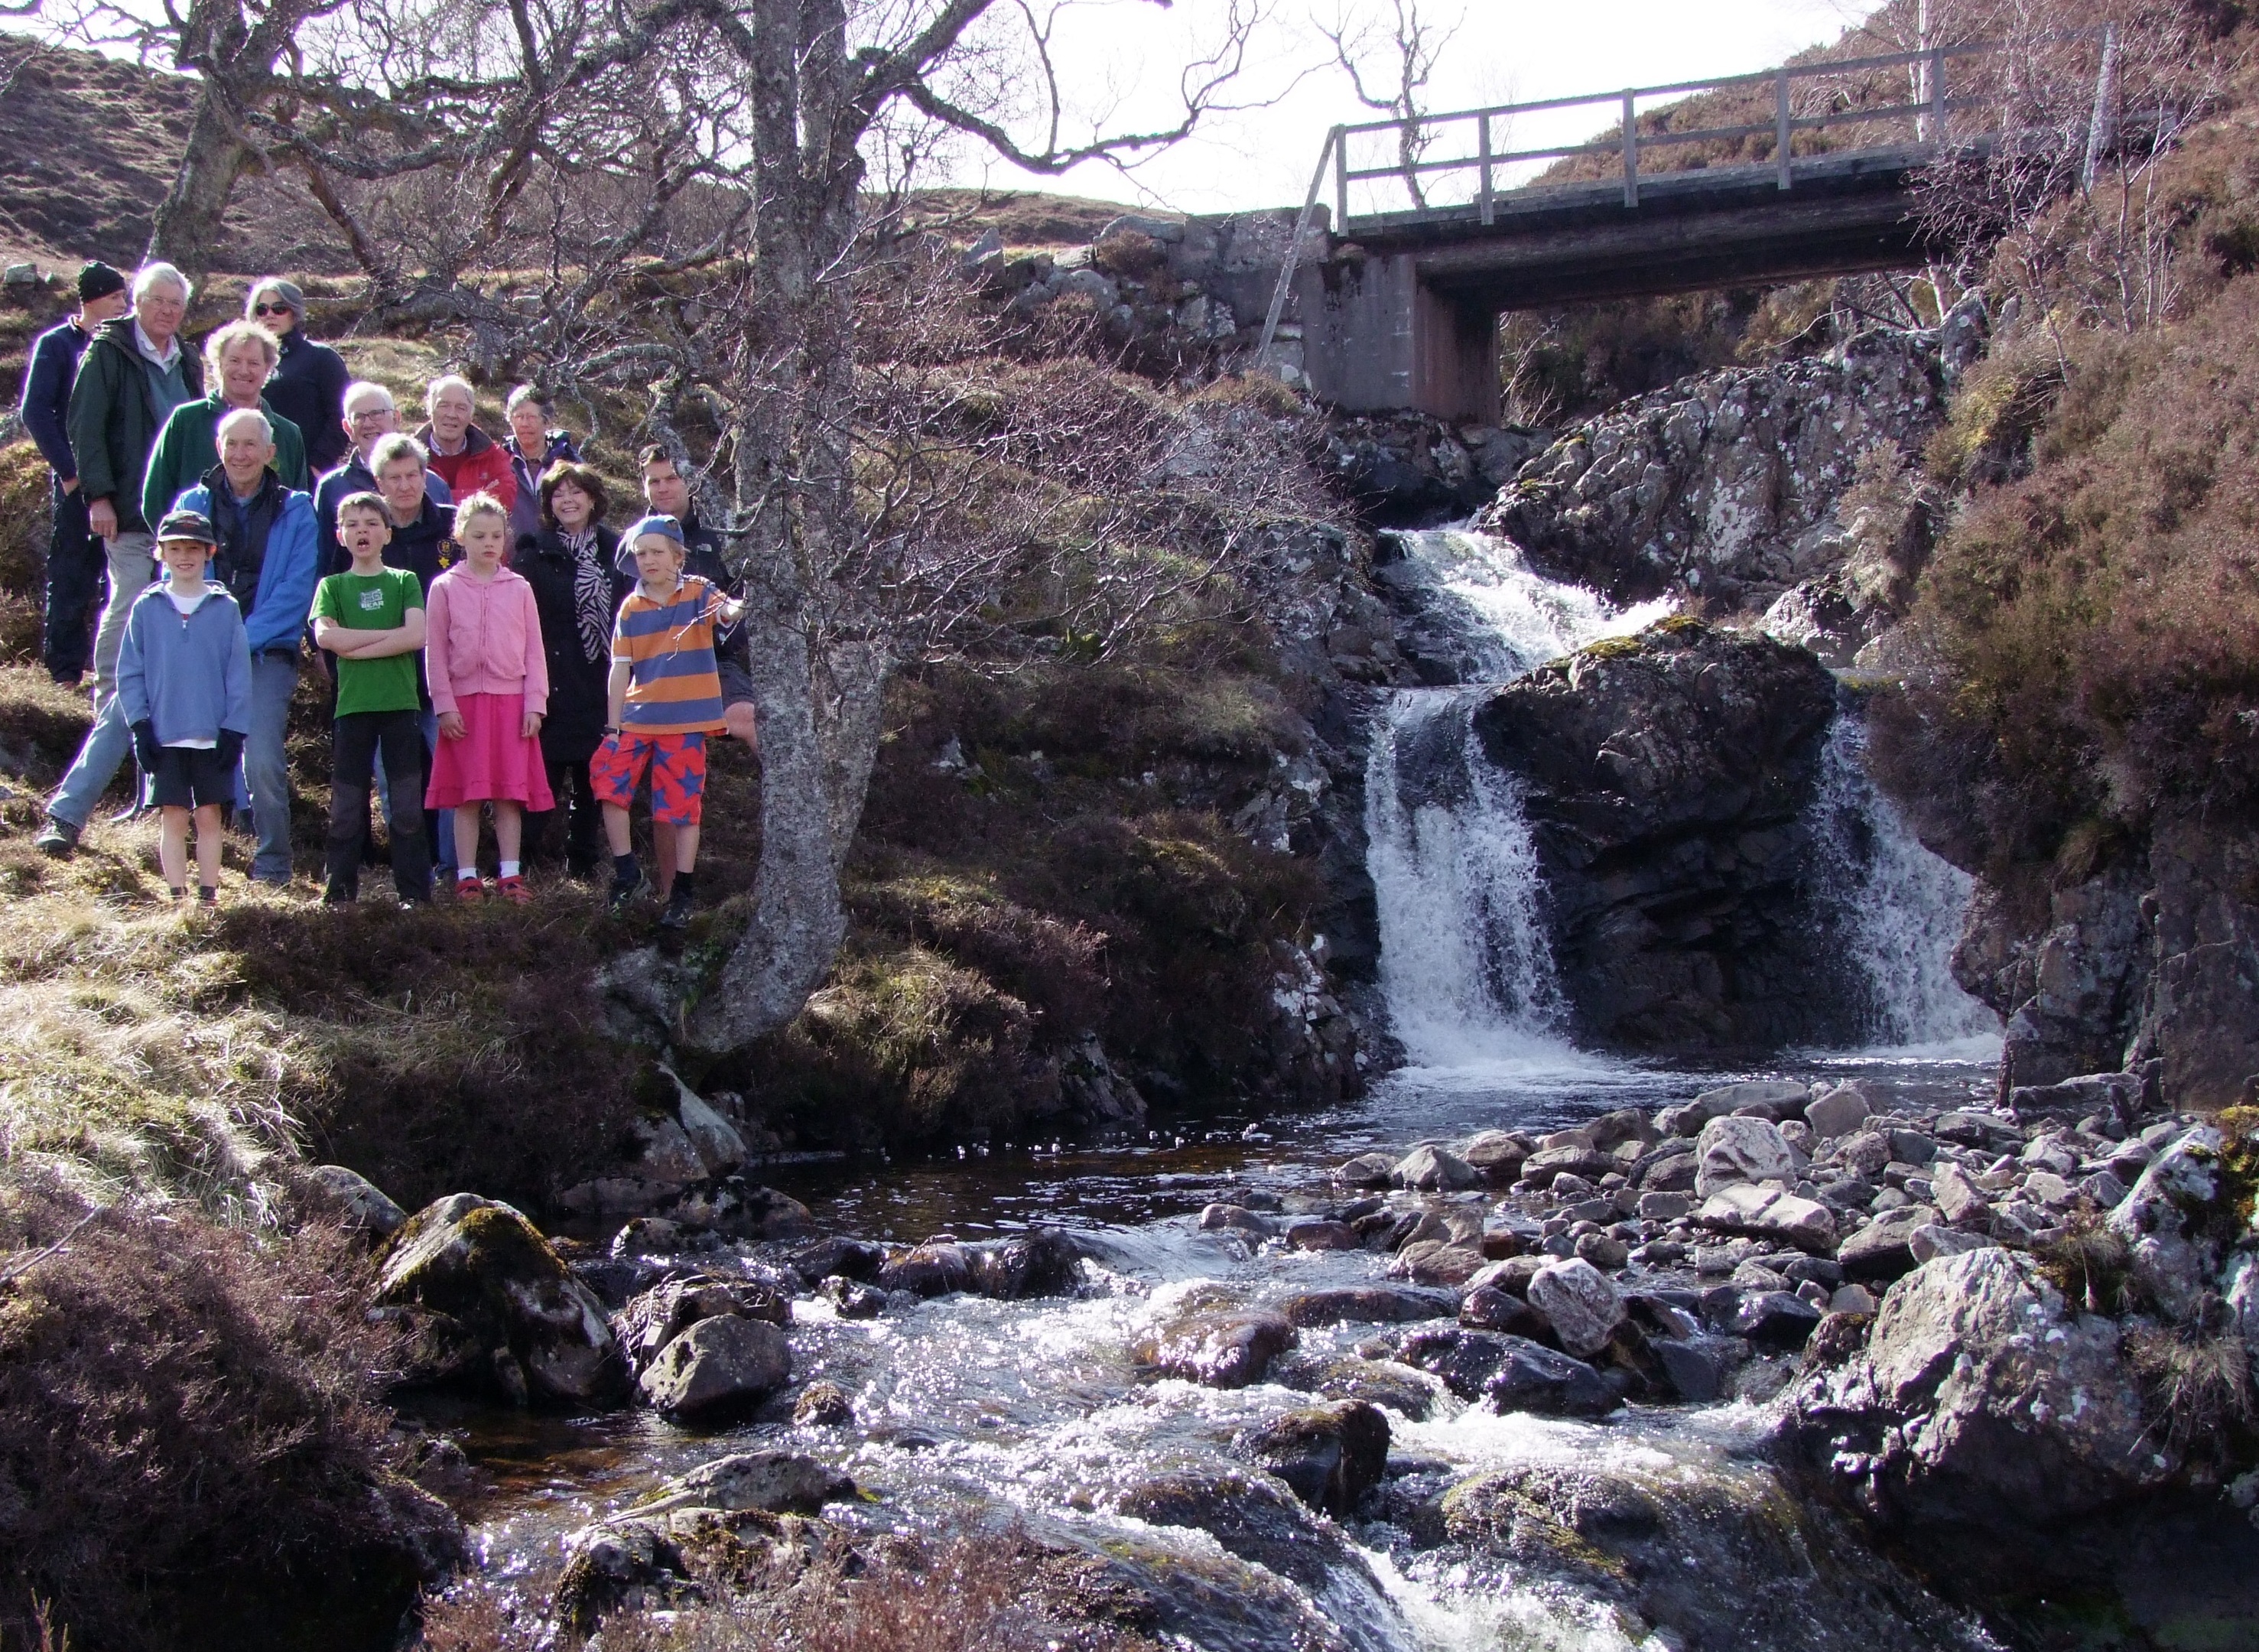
[
  {"xmin": 496, "ymin": 873, "xmax": 530, "ymax": 904},
  {"xmin": 659, "ymin": 886, "xmax": 694, "ymax": 930},
  {"xmin": 608, "ymin": 863, "xmax": 646, "ymax": 910},
  {"xmin": 34, "ymin": 818, "xmax": 79, "ymax": 858}
]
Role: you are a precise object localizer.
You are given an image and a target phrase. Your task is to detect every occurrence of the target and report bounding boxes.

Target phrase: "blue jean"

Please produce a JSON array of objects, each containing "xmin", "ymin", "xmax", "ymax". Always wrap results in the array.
[
  {"xmin": 244, "ymin": 651, "xmax": 298, "ymax": 883},
  {"xmin": 47, "ymin": 691, "xmax": 132, "ymax": 830},
  {"xmin": 375, "ymin": 707, "xmax": 453, "ymax": 873}
]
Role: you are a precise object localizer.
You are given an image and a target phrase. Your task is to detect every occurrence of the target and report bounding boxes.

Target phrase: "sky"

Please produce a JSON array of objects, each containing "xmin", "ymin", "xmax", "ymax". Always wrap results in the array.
[{"xmin": 955, "ymin": 0, "xmax": 1867, "ymax": 214}]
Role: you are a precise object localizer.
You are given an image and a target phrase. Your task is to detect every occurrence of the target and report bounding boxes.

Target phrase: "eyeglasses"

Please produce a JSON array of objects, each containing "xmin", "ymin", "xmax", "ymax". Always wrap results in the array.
[{"xmin": 252, "ymin": 303, "xmax": 291, "ymax": 317}]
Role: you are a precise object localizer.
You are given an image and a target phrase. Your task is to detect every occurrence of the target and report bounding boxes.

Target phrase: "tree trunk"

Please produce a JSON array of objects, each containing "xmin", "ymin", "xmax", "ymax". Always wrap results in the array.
[
  {"xmin": 687, "ymin": 0, "xmax": 886, "ymax": 1054},
  {"xmin": 148, "ymin": 90, "xmax": 252, "ymax": 278}
]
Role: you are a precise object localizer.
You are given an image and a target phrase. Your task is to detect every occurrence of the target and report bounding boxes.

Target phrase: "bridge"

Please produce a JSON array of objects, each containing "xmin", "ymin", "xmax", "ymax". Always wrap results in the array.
[{"xmin": 1262, "ymin": 42, "xmax": 2007, "ymax": 422}]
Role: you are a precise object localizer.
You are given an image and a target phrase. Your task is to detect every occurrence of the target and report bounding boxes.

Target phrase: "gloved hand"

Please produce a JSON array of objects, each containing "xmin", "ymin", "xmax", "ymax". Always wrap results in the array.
[
  {"xmin": 129, "ymin": 720, "xmax": 162, "ymax": 772},
  {"xmin": 214, "ymin": 729, "xmax": 245, "ymax": 769}
]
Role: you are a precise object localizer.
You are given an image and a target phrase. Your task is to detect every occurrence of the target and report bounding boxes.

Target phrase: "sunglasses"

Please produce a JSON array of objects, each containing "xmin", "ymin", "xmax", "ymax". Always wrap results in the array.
[{"xmin": 252, "ymin": 302, "xmax": 293, "ymax": 316}]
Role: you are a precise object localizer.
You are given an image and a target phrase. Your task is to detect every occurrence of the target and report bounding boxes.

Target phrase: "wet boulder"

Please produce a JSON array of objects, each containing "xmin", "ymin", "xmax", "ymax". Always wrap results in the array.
[
  {"xmin": 1279, "ymin": 1354, "xmax": 1441, "ymax": 1419},
  {"xmin": 629, "ymin": 1449, "xmax": 856, "ymax": 1520},
  {"xmin": 1695, "ymin": 1184, "xmax": 1837, "ymax": 1254},
  {"xmin": 876, "ymin": 1230, "xmax": 1082, "ymax": 1299},
  {"xmin": 1136, "ymin": 1309, "xmax": 1298, "ymax": 1388},
  {"xmin": 1277, "ymin": 1285, "xmax": 1457, "ymax": 1327},
  {"xmin": 1232, "ymin": 1400, "xmax": 1391, "ymax": 1516},
  {"xmin": 665, "ymin": 1178, "xmax": 814, "ymax": 1241},
  {"xmin": 638, "ymin": 1315, "xmax": 792, "ymax": 1423},
  {"xmin": 788, "ymin": 1234, "xmax": 886, "ymax": 1284},
  {"xmin": 1386, "ymin": 1239, "xmax": 1485, "ymax": 1286},
  {"xmin": 1836, "ymin": 1205, "xmax": 1938, "ymax": 1282},
  {"xmin": 377, "ymin": 1195, "xmax": 626, "ymax": 1406},
  {"xmin": 1783, "ymin": 1247, "xmax": 2173, "ymax": 1537},
  {"xmin": 613, "ymin": 1276, "xmax": 789, "ymax": 1375},
  {"xmin": 552, "ymin": 1518, "xmax": 697, "ymax": 1638},
  {"xmin": 875, "ymin": 1241, "xmax": 973, "ymax": 1296},
  {"xmin": 792, "ymin": 1379, "xmax": 855, "ymax": 1426},
  {"xmin": 1461, "ymin": 1130, "xmax": 1532, "ymax": 1183},
  {"xmin": 1394, "ymin": 1143, "xmax": 1479, "ymax": 1191},
  {"xmin": 1283, "ymin": 1218, "xmax": 1361, "ymax": 1250},
  {"xmin": 1399, "ymin": 1326, "xmax": 1618, "ymax": 1416},
  {"xmin": 1729, "ymin": 1289, "xmax": 1824, "ymax": 1348},
  {"xmin": 1459, "ymin": 1284, "xmax": 1545, "ymax": 1336},
  {"xmin": 1334, "ymin": 1151, "xmax": 1399, "ymax": 1188},
  {"xmin": 1695, "ymin": 1115, "xmax": 1799, "ymax": 1197},
  {"xmin": 1525, "ymin": 1258, "xmax": 1625, "ymax": 1358},
  {"xmin": 1201, "ymin": 1202, "xmax": 1276, "ymax": 1235}
]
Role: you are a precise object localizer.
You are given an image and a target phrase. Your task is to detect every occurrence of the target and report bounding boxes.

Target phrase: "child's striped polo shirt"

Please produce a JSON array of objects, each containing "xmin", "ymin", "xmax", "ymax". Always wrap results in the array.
[{"xmin": 613, "ymin": 574, "xmax": 727, "ymax": 736}]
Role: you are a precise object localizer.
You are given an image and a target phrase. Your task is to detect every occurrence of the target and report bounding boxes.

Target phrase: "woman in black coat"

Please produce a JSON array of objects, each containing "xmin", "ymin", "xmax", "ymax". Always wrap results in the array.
[{"xmin": 515, "ymin": 460, "xmax": 627, "ymax": 876}]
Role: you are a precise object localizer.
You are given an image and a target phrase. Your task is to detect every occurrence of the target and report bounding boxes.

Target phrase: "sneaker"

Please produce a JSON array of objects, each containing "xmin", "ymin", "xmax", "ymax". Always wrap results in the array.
[
  {"xmin": 197, "ymin": 887, "xmax": 218, "ymax": 909},
  {"xmin": 453, "ymin": 876, "xmax": 486, "ymax": 902},
  {"xmin": 608, "ymin": 864, "xmax": 646, "ymax": 910},
  {"xmin": 34, "ymin": 818, "xmax": 79, "ymax": 858},
  {"xmin": 496, "ymin": 873, "xmax": 530, "ymax": 904},
  {"xmin": 659, "ymin": 887, "xmax": 694, "ymax": 930}
]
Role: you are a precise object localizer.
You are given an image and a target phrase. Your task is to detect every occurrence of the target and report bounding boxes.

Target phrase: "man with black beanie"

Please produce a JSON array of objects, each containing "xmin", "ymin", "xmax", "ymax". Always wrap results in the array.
[{"xmin": 15, "ymin": 261, "xmax": 130, "ymax": 685}]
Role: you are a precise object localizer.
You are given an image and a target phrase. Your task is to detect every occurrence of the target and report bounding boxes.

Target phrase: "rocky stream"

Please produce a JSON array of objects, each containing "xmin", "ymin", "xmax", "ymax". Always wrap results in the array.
[{"xmin": 354, "ymin": 317, "xmax": 2259, "ymax": 1650}]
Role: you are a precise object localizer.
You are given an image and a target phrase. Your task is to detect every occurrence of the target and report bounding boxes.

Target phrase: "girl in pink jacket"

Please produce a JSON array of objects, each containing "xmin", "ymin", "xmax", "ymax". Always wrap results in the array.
[{"xmin": 424, "ymin": 493, "xmax": 553, "ymax": 901}]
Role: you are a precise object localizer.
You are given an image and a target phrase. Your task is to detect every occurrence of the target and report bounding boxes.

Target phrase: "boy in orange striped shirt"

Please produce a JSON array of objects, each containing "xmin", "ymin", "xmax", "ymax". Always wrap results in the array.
[{"xmin": 592, "ymin": 515, "xmax": 747, "ymax": 927}]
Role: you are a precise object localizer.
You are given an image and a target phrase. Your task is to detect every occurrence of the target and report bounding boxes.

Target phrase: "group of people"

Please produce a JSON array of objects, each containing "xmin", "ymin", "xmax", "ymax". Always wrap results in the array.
[{"xmin": 15, "ymin": 259, "xmax": 757, "ymax": 927}]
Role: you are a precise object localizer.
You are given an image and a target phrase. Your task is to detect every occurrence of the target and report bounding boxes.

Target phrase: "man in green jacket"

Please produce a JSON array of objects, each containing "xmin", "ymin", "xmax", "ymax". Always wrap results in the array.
[
  {"xmin": 141, "ymin": 319, "xmax": 307, "ymax": 533},
  {"xmin": 67, "ymin": 262, "xmax": 204, "ymax": 700}
]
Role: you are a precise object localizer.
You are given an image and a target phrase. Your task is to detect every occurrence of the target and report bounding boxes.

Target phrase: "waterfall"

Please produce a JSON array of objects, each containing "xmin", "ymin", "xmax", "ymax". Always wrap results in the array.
[
  {"xmin": 1807, "ymin": 712, "xmax": 2001, "ymax": 1052},
  {"xmin": 1366, "ymin": 530, "xmax": 1672, "ymax": 1067}
]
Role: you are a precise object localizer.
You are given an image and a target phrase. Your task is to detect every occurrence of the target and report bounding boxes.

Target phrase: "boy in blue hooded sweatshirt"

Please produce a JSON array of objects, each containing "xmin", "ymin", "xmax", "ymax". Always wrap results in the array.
[{"xmin": 118, "ymin": 509, "xmax": 252, "ymax": 906}]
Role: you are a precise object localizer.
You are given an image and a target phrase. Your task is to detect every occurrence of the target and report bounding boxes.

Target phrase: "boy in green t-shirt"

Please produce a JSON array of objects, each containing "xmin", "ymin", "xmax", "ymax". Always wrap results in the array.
[{"xmin": 311, "ymin": 491, "xmax": 431, "ymax": 904}]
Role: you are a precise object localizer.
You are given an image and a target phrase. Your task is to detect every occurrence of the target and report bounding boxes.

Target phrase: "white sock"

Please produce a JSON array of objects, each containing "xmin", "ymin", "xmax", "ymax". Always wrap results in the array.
[
  {"xmin": 500, "ymin": 860, "xmax": 520, "ymax": 878},
  {"xmin": 457, "ymin": 868, "xmax": 479, "ymax": 884}
]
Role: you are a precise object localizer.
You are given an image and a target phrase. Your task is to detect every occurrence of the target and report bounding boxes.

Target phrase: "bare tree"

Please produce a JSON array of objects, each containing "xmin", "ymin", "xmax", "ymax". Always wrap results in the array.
[{"xmin": 1318, "ymin": 0, "xmax": 1458, "ymax": 212}]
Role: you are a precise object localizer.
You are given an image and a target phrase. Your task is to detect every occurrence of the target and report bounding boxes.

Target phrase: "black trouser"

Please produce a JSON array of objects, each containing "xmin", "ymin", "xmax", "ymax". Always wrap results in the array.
[
  {"xmin": 41, "ymin": 480, "xmax": 101, "ymax": 683},
  {"xmin": 526, "ymin": 757, "xmax": 600, "ymax": 874},
  {"xmin": 327, "ymin": 710, "xmax": 431, "ymax": 901}
]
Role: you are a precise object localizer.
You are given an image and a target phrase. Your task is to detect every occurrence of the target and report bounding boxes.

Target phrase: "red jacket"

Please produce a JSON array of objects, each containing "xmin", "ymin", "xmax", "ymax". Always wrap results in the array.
[{"xmin": 415, "ymin": 421, "xmax": 518, "ymax": 512}]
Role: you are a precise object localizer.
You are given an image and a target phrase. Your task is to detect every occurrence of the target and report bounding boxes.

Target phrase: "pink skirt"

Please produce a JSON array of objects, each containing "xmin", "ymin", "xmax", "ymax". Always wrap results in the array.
[{"xmin": 426, "ymin": 691, "xmax": 557, "ymax": 810}]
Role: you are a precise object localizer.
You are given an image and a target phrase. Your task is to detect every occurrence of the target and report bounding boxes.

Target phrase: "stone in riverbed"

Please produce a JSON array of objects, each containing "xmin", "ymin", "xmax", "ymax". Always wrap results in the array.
[
  {"xmin": 1459, "ymin": 1285, "xmax": 1544, "ymax": 1336},
  {"xmin": 1635, "ymin": 1147, "xmax": 1700, "ymax": 1192},
  {"xmin": 1693, "ymin": 1184, "xmax": 1837, "ymax": 1253},
  {"xmin": 1804, "ymin": 1085, "xmax": 1871, "ymax": 1140},
  {"xmin": 1908, "ymin": 1224, "xmax": 1988, "ymax": 1263},
  {"xmin": 378, "ymin": 1194, "xmax": 626, "ymax": 1406},
  {"xmin": 818, "ymin": 1274, "xmax": 886, "ymax": 1319},
  {"xmin": 1282, "ymin": 1354, "xmax": 1441, "ymax": 1419},
  {"xmin": 1654, "ymin": 1332, "xmax": 1747, "ymax": 1402},
  {"xmin": 1930, "ymin": 1162, "xmax": 1993, "ymax": 1225},
  {"xmin": 788, "ymin": 1234, "xmax": 886, "ymax": 1283},
  {"xmin": 793, "ymin": 1380, "xmax": 854, "ymax": 1426},
  {"xmin": 1335, "ymin": 1152, "xmax": 1399, "ymax": 1188},
  {"xmin": 1200, "ymin": 1202, "xmax": 1275, "ymax": 1235},
  {"xmin": 1387, "ymin": 1239, "xmax": 1485, "ymax": 1286},
  {"xmin": 1695, "ymin": 1115, "xmax": 1799, "ymax": 1197},
  {"xmin": 638, "ymin": 1315, "xmax": 791, "ymax": 1422},
  {"xmin": 1138, "ymin": 1310, "xmax": 1298, "ymax": 1387},
  {"xmin": 1835, "ymin": 1205, "xmax": 1939, "ymax": 1282},
  {"xmin": 1232, "ymin": 1400, "xmax": 1390, "ymax": 1516},
  {"xmin": 631, "ymin": 1449, "xmax": 856, "ymax": 1519},
  {"xmin": 1731, "ymin": 1289, "xmax": 1823, "ymax": 1348},
  {"xmin": 1461, "ymin": 1130, "xmax": 1532, "ymax": 1182},
  {"xmin": 1277, "ymin": 1285, "xmax": 1457, "ymax": 1327},
  {"xmin": 1524, "ymin": 1258, "xmax": 1625, "ymax": 1358},
  {"xmin": 1282, "ymin": 1218, "xmax": 1360, "ymax": 1250},
  {"xmin": 614, "ymin": 1275, "xmax": 789, "ymax": 1374},
  {"xmin": 1395, "ymin": 1143, "xmax": 1480, "ymax": 1191}
]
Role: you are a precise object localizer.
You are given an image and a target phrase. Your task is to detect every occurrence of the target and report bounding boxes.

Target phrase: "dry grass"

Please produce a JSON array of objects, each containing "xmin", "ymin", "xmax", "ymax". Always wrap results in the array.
[{"xmin": 2127, "ymin": 1321, "xmax": 2256, "ymax": 1461}]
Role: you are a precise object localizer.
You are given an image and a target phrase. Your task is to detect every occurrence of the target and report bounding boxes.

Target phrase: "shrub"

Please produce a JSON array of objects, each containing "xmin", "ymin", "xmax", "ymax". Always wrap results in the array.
[{"xmin": 0, "ymin": 1185, "xmax": 457, "ymax": 1652}]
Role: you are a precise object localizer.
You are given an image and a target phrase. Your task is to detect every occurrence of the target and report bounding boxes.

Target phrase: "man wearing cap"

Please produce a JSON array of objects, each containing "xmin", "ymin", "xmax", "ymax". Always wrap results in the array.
[
  {"xmin": 246, "ymin": 278, "xmax": 352, "ymax": 473},
  {"xmin": 167, "ymin": 407, "xmax": 320, "ymax": 885},
  {"xmin": 67, "ymin": 261, "xmax": 205, "ymax": 703},
  {"xmin": 34, "ymin": 406, "xmax": 314, "ymax": 866},
  {"xmin": 16, "ymin": 262, "xmax": 130, "ymax": 685}
]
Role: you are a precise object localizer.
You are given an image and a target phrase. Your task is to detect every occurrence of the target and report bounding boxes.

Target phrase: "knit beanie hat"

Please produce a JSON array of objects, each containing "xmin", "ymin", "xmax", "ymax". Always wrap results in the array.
[{"xmin": 77, "ymin": 262, "xmax": 127, "ymax": 302}]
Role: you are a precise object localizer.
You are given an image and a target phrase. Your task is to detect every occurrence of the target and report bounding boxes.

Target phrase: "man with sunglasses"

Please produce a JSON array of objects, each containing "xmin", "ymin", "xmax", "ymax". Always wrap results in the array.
[
  {"xmin": 245, "ymin": 278, "xmax": 351, "ymax": 473},
  {"xmin": 314, "ymin": 381, "xmax": 452, "ymax": 577}
]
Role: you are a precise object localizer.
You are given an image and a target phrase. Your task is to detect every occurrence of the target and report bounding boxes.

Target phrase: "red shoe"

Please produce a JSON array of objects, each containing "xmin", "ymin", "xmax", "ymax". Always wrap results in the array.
[
  {"xmin": 496, "ymin": 873, "xmax": 530, "ymax": 904},
  {"xmin": 453, "ymin": 876, "xmax": 485, "ymax": 902}
]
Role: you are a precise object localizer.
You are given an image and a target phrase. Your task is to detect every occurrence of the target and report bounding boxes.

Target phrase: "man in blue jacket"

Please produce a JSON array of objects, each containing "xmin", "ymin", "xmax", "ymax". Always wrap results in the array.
[
  {"xmin": 36, "ymin": 408, "xmax": 317, "ymax": 873},
  {"xmin": 15, "ymin": 262, "xmax": 129, "ymax": 685}
]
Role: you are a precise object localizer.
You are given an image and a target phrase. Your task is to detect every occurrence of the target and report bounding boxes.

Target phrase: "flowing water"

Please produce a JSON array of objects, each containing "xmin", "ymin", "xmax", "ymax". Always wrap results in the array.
[{"xmin": 454, "ymin": 528, "xmax": 2006, "ymax": 1648}]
